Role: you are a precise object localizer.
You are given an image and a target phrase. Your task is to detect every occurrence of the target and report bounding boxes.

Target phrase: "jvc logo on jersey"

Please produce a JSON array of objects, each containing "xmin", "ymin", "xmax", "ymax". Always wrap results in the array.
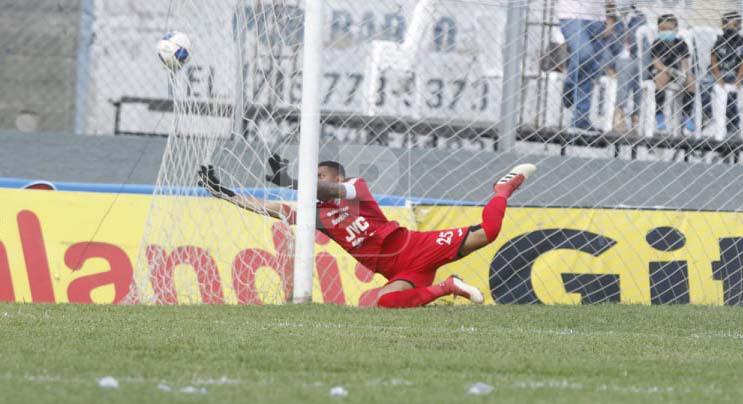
[{"xmin": 345, "ymin": 216, "xmax": 370, "ymax": 247}]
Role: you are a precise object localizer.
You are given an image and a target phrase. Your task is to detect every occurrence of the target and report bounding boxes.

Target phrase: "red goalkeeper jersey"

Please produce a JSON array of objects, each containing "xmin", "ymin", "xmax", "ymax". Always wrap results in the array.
[
  {"xmin": 317, "ymin": 178, "xmax": 401, "ymax": 270},
  {"xmin": 287, "ymin": 177, "xmax": 400, "ymax": 271}
]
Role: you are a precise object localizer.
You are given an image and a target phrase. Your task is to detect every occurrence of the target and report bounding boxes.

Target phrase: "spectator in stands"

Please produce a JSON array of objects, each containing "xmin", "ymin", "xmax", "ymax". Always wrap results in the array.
[
  {"xmin": 612, "ymin": 5, "xmax": 647, "ymax": 133},
  {"xmin": 558, "ymin": 0, "xmax": 607, "ymax": 131},
  {"xmin": 709, "ymin": 11, "xmax": 743, "ymax": 134},
  {"xmin": 651, "ymin": 14, "xmax": 695, "ymax": 132},
  {"xmin": 599, "ymin": 13, "xmax": 625, "ymax": 78}
]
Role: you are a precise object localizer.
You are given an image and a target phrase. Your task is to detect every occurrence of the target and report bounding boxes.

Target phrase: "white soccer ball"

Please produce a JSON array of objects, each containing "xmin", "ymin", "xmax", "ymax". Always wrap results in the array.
[{"xmin": 157, "ymin": 31, "xmax": 191, "ymax": 70}]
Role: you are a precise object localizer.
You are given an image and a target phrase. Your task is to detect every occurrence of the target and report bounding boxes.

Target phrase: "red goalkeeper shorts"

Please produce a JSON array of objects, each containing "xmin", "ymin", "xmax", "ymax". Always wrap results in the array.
[{"xmin": 376, "ymin": 226, "xmax": 471, "ymax": 288}]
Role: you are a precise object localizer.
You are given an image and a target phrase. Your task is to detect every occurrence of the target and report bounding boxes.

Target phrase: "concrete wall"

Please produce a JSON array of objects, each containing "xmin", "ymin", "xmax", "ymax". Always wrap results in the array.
[
  {"xmin": 0, "ymin": 0, "xmax": 80, "ymax": 133},
  {"xmin": 0, "ymin": 131, "xmax": 165, "ymax": 184}
]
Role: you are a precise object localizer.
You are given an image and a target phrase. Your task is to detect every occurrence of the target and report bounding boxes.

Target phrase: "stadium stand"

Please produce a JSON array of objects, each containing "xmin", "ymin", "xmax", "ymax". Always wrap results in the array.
[{"xmin": 2, "ymin": 1, "xmax": 743, "ymax": 164}]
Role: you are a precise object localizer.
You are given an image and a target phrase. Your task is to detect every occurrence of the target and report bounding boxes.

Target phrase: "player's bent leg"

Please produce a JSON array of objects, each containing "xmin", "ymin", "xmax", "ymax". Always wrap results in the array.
[
  {"xmin": 481, "ymin": 196, "xmax": 508, "ymax": 242},
  {"xmin": 460, "ymin": 195, "xmax": 507, "ymax": 255},
  {"xmin": 458, "ymin": 164, "xmax": 537, "ymax": 257},
  {"xmin": 377, "ymin": 280, "xmax": 414, "ymax": 297},
  {"xmin": 445, "ymin": 275, "xmax": 484, "ymax": 304},
  {"xmin": 376, "ymin": 280, "xmax": 436, "ymax": 309},
  {"xmin": 376, "ymin": 277, "xmax": 484, "ymax": 308},
  {"xmin": 458, "ymin": 226, "xmax": 490, "ymax": 257},
  {"xmin": 493, "ymin": 163, "xmax": 536, "ymax": 199}
]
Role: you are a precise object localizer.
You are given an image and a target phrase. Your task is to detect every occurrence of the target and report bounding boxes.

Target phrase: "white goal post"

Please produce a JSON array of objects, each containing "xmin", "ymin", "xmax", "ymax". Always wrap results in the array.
[{"xmin": 293, "ymin": 0, "xmax": 324, "ymax": 302}]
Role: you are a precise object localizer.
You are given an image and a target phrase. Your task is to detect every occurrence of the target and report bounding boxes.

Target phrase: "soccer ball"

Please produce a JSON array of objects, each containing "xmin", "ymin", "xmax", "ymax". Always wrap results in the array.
[{"xmin": 157, "ymin": 31, "xmax": 191, "ymax": 70}]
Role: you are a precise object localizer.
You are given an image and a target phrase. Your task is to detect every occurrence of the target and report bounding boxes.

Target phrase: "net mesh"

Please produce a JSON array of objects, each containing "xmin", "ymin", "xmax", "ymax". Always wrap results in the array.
[{"xmin": 129, "ymin": 0, "xmax": 743, "ymax": 306}]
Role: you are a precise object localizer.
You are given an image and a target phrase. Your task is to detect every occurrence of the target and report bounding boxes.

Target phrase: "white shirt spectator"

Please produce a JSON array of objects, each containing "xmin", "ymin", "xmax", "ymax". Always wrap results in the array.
[{"xmin": 557, "ymin": 0, "xmax": 606, "ymax": 21}]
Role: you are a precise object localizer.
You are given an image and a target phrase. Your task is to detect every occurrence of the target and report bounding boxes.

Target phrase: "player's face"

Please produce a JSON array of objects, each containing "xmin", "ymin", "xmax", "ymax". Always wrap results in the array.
[{"xmin": 318, "ymin": 166, "xmax": 342, "ymax": 182}]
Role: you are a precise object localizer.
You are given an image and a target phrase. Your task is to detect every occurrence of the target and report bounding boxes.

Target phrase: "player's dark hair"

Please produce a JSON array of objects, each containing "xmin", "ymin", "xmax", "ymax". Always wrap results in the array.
[
  {"xmin": 658, "ymin": 14, "xmax": 678, "ymax": 26},
  {"xmin": 318, "ymin": 161, "xmax": 346, "ymax": 177}
]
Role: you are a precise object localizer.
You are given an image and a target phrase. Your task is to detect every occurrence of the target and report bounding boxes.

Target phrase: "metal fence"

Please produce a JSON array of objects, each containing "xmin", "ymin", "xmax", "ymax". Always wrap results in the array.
[{"xmin": 5, "ymin": 0, "xmax": 743, "ymax": 164}]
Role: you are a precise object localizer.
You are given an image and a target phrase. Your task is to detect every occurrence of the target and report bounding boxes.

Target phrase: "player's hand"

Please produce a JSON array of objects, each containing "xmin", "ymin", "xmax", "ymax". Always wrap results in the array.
[
  {"xmin": 198, "ymin": 165, "xmax": 236, "ymax": 199},
  {"xmin": 265, "ymin": 153, "xmax": 297, "ymax": 188}
]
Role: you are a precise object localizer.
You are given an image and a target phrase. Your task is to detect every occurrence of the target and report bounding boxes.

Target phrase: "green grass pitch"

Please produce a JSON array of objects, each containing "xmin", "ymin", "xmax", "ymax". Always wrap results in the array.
[{"xmin": 2, "ymin": 303, "xmax": 743, "ymax": 403}]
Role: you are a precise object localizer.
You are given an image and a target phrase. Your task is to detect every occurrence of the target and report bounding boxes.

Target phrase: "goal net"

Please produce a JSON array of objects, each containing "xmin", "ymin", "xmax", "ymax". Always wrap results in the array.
[{"xmin": 129, "ymin": 0, "xmax": 743, "ymax": 306}]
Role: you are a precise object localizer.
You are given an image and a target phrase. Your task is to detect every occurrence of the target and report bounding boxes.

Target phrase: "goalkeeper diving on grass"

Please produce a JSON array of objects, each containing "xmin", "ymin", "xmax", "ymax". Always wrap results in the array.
[{"xmin": 198, "ymin": 156, "xmax": 536, "ymax": 308}]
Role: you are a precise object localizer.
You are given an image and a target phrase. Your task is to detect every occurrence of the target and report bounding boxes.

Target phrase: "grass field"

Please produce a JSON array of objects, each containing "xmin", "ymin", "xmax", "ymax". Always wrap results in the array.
[{"xmin": 2, "ymin": 304, "xmax": 743, "ymax": 403}]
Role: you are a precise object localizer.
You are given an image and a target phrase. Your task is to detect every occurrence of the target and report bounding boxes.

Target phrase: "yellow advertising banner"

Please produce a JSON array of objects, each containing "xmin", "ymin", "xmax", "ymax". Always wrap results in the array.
[
  {"xmin": 1, "ymin": 188, "xmax": 742, "ymax": 306},
  {"xmin": 420, "ymin": 205, "xmax": 743, "ymax": 305}
]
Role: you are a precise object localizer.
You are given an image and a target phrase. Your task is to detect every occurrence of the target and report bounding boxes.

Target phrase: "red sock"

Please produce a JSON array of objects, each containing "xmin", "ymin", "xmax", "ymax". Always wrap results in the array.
[
  {"xmin": 482, "ymin": 195, "xmax": 507, "ymax": 241},
  {"xmin": 377, "ymin": 284, "xmax": 449, "ymax": 308}
]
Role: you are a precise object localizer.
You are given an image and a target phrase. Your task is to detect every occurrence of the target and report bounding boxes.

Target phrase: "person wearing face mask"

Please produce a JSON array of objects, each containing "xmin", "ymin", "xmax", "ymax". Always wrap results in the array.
[
  {"xmin": 650, "ymin": 14, "xmax": 695, "ymax": 132},
  {"xmin": 708, "ymin": 11, "xmax": 743, "ymax": 134}
]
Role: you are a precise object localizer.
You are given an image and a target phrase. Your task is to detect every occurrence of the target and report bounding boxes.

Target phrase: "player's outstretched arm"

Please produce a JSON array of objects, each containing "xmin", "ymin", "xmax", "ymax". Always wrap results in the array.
[
  {"xmin": 316, "ymin": 181, "xmax": 347, "ymax": 201},
  {"xmin": 198, "ymin": 165, "xmax": 289, "ymax": 220},
  {"xmin": 265, "ymin": 153, "xmax": 348, "ymax": 201},
  {"xmin": 265, "ymin": 154, "xmax": 298, "ymax": 188}
]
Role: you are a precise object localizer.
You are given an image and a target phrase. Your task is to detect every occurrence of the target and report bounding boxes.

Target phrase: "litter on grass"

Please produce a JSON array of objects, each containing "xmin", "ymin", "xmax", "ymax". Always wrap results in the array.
[
  {"xmin": 329, "ymin": 386, "xmax": 348, "ymax": 397},
  {"xmin": 157, "ymin": 383, "xmax": 207, "ymax": 394},
  {"xmin": 467, "ymin": 382, "xmax": 494, "ymax": 395},
  {"xmin": 180, "ymin": 386, "xmax": 208, "ymax": 394},
  {"xmin": 97, "ymin": 376, "xmax": 119, "ymax": 389}
]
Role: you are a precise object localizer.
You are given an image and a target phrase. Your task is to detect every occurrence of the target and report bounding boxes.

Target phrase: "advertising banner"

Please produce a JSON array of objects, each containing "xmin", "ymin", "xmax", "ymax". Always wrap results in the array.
[
  {"xmin": 1, "ymin": 188, "xmax": 741, "ymax": 305},
  {"xmin": 84, "ymin": 0, "xmax": 522, "ymax": 135}
]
